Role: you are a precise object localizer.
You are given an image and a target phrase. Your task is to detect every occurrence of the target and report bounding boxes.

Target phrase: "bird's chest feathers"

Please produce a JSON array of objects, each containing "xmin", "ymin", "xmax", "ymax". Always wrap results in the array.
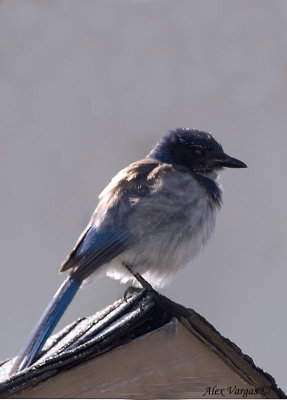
[
  {"xmin": 170, "ymin": 182, "xmax": 218, "ymax": 262},
  {"xmin": 129, "ymin": 171, "xmax": 221, "ymax": 265}
]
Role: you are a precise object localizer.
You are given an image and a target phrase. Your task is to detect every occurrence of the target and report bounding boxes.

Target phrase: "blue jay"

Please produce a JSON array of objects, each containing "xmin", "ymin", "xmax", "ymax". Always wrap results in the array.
[{"xmin": 11, "ymin": 128, "xmax": 246, "ymax": 374}]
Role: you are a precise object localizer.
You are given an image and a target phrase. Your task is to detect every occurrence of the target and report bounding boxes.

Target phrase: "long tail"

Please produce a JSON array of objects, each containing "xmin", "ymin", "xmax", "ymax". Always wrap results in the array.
[{"xmin": 10, "ymin": 277, "xmax": 80, "ymax": 375}]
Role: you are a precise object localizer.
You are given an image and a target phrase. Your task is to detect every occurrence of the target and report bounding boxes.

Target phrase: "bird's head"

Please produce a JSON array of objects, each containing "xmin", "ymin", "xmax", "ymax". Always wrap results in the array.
[{"xmin": 148, "ymin": 128, "xmax": 247, "ymax": 174}]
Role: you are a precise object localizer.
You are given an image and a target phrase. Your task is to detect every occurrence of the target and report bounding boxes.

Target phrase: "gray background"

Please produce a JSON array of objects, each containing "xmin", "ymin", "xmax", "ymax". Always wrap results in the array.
[{"xmin": 0, "ymin": 0, "xmax": 286, "ymax": 392}]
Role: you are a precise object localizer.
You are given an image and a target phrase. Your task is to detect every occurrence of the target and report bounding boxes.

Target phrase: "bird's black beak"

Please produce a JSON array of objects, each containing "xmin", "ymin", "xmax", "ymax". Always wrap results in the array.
[{"xmin": 215, "ymin": 153, "xmax": 247, "ymax": 168}]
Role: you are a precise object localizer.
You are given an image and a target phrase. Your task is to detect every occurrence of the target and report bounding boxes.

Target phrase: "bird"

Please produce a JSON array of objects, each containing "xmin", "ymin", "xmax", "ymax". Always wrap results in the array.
[{"xmin": 10, "ymin": 127, "xmax": 247, "ymax": 375}]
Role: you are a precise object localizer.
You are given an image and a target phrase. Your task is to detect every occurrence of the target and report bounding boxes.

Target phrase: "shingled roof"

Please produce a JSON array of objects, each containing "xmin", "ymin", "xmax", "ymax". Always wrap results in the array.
[{"xmin": 0, "ymin": 289, "xmax": 285, "ymax": 398}]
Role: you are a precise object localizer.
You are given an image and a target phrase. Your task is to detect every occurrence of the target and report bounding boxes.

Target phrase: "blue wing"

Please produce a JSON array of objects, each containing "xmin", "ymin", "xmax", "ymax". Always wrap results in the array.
[
  {"xmin": 69, "ymin": 226, "xmax": 131, "ymax": 282},
  {"xmin": 60, "ymin": 158, "xmax": 161, "ymax": 283},
  {"xmin": 11, "ymin": 159, "xmax": 161, "ymax": 375}
]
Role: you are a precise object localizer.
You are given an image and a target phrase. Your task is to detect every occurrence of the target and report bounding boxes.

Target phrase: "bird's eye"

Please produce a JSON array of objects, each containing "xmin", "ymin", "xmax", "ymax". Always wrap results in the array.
[{"xmin": 192, "ymin": 147, "xmax": 204, "ymax": 156}]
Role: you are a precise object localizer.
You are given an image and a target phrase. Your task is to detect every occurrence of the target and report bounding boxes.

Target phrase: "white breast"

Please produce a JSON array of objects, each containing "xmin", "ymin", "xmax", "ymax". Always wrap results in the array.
[{"xmin": 104, "ymin": 169, "xmax": 222, "ymax": 288}]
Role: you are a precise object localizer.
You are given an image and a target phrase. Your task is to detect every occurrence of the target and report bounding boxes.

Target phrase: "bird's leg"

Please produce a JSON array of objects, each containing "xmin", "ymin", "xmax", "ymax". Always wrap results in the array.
[{"xmin": 123, "ymin": 263, "xmax": 153, "ymax": 291}]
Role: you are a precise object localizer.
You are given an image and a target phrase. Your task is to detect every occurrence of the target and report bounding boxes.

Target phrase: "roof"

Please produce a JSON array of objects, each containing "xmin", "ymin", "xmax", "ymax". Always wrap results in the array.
[{"xmin": 0, "ymin": 289, "xmax": 285, "ymax": 398}]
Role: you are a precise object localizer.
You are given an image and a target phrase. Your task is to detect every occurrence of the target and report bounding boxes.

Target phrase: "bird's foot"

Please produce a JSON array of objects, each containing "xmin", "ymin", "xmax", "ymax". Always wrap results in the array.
[{"xmin": 124, "ymin": 286, "xmax": 143, "ymax": 302}]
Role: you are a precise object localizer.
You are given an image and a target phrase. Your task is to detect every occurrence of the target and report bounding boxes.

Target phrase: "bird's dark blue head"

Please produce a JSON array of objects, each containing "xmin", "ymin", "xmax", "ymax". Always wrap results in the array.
[{"xmin": 148, "ymin": 128, "xmax": 247, "ymax": 173}]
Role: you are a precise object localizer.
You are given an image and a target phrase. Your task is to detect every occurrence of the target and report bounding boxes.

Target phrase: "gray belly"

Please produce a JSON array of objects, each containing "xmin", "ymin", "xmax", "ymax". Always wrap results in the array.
[
  {"xmin": 83, "ymin": 170, "xmax": 221, "ymax": 289},
  {"xmin": 106, "ymin": 194, "xmax": 218, "ymax": 288}
]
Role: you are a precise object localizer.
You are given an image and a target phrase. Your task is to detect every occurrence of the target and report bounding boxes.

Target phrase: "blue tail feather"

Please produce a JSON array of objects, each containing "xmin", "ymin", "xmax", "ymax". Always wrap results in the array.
[{"xmin": 10, "ymin": 277, "xmax": 80, "ymax": 375}]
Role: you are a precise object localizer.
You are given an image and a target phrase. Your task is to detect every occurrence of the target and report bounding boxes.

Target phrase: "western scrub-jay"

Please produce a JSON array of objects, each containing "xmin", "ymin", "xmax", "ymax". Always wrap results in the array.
[{"xmin": 10, "ymin": 128, "xmax": 246, "ymax": 375}]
